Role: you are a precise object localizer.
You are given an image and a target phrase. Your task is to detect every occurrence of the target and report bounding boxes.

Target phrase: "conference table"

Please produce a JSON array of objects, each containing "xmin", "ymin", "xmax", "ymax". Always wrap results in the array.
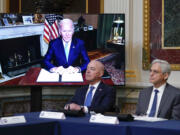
[
  {"xmin": 0, "ymin": 113, "xmax": 60, "ymax": 135},
  {"xmin": 18, "ymin": 67, "xmax": 114, "ymax": 112},
  {"xmin": 1, "ymin": 112, "xmax": 180, "ymax": 135}
]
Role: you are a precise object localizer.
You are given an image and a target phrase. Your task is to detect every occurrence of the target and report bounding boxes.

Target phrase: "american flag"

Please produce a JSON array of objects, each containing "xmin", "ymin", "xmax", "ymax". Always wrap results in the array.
[{"xmin": 43, "ymin": 14, "xmax": 63, "ymax": 44}]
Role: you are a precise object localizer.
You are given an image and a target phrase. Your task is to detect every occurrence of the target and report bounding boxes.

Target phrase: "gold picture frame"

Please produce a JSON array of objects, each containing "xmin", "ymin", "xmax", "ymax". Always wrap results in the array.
[{"xmin": 143, "ymin": 0, "xmax": 180, "ymax": 70}]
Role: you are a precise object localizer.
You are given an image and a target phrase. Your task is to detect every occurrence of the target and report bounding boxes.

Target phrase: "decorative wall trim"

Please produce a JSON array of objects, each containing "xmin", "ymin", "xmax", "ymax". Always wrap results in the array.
[
  {"xmin": 142, "ymin": 0, "xmax": 180, "ymax": 70},
  {"xmin": 100, "ymin": 0, "xmax": 104, "ymax": 13},
  {"xmin": 142, "ymin": 0, "xmax": 150, "ymax": 70}
]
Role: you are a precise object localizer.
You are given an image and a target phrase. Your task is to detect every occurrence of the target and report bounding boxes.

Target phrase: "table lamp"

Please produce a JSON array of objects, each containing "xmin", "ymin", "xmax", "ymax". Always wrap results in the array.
[{"xmin": 110, "ymin": 17, "xmax": 124, "ymax": 44}]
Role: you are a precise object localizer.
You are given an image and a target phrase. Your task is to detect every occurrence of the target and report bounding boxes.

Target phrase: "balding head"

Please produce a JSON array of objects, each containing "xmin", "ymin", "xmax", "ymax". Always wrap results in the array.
[
  {"xmin": 85, "ymin": 60, "xmax": 105, "ymax": 84},
  {"xmin": 91, "ymin": 60, "xmax": 104, "ymax": 74}
]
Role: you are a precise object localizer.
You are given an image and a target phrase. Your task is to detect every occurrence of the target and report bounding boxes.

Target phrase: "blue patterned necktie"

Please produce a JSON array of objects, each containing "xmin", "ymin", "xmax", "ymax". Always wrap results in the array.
[
  {"xmin": 64, "ymin": 43, "xmax": 69, "ymax": 61},
  {"xmin": 84, "ymin": 86, "xmax": 95, "ymax": 107},
  {"xmin": 149, "ymin": 89, "xmax": 159, "ymax": 117}
]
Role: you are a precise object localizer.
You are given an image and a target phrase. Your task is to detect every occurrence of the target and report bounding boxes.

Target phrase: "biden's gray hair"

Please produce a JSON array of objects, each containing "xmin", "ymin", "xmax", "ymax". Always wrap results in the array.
[{"xmin": 58, "ymin": 18, "xmax": 74, "ymax": 32}]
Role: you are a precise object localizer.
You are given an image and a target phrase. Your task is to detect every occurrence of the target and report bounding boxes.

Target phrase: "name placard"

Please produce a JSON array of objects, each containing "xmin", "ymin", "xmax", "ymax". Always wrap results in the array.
[
  {"xmin": 89, "ymin": 114, "xmax": 119, "ymax": 124},
  {"xmin": 0, "ymin": 115, "xmax": 26, "ymax": 125},
  {"xmin": 133, "ymin": 115, "xmax": 168, "ymax": 122},
  {"xmin": 39, "ymin": 111, "xmax": 66, "ymax": 119}
]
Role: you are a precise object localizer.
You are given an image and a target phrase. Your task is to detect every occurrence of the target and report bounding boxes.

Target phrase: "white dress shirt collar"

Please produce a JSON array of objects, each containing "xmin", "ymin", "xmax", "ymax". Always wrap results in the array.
[
  {"xmin": 89, "ymin": 81, "xmax": 101, "ymax": 90},
  {"xmin": 146, "ymin": 83, "xmax": 167, "ymax": 117},
  {"xmin": 62, "ymin": 40, "xmax": 71, "ymax": 49},
  {"xmin": 83, "ymin": 81, "xmax": 101, "ymax": 113},
  {"xmin": 153, "ymin": 83, "xmax": 166, "ymax": 93}
]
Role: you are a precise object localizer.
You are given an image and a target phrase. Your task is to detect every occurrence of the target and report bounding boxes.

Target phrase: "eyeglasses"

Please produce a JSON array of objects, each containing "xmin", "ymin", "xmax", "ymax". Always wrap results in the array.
[{"xmin": 149, "ymin": 69, "xmax": 162, "ymax": 74}]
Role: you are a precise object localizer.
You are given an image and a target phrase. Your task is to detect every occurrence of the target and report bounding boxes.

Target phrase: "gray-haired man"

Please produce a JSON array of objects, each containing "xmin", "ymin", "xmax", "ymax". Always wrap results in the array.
[{"xmin": 135, "ymin": 59, "xmax": 180, "ymax": 120}]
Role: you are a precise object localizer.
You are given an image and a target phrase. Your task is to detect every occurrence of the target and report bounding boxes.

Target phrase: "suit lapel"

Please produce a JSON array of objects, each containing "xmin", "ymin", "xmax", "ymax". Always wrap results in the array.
[
  {"xmin": 91, "ymin": 82, "xmax": 104, "ymax": 105},
  {"xmin": 157, "ymin": 84, "xmax": 170, "ymax": 116},
  {"xmin": 144, "ymin": 87, "xmax": 153, "ymax": 113},
  {"xmin": 68, "ymin": 41, "xmax": 76, "ymax": 64},
  {"xmin": 82, "ymin": 85, "xmax": 89, "ymax": 105},
  {"xmin": 59, "ymin": 39, "xmax": 67, "ymax": 63}
]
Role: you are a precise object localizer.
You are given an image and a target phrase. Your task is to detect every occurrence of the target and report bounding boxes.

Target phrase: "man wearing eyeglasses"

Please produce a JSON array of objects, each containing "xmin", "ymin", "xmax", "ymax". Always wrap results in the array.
[{"xmin": 135, "ymin": 59, "xmax": 180, "ymax": 120}]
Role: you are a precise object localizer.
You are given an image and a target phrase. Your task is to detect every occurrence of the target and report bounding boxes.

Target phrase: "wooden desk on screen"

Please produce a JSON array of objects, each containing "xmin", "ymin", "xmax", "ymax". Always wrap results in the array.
[{"xmin": 18, "ymin": 67, "xmax": 114, "ymax": 112}]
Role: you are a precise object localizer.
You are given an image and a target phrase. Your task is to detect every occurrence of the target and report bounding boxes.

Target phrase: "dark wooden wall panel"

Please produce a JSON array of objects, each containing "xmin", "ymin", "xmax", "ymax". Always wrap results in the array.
[
  {"xmin": 88, "ymin": 0, "xmax": 100, "ymax": 14},
  {"xmin": 9, "ymin": 0, "xmax": 20, "ymax": 12}
]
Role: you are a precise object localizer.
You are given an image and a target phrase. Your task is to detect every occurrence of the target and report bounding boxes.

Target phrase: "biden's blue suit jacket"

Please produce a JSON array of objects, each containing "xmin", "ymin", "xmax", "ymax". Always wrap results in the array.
[
  {"xmin": 69, "ymin": 82, "xmax": 116, "ymax": 114},
  {"xmin": 44, "ymin": 37, "xmax": 90, "ymax": 72}
]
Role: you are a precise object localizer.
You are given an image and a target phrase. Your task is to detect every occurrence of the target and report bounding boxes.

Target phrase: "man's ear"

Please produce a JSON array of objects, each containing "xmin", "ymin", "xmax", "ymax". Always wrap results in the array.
[
  {"xmin": 164, "ymin": 72, "xmax": 169, "ymax": 80},
  {"xmin": 99, "ymin": 71, "xmax": 104, "ymax": 77}
]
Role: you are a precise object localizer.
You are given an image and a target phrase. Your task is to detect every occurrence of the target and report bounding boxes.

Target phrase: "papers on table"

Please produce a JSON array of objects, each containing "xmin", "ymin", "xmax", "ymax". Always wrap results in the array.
[
  {"xmin": 89, "ymin": 114, "xmax": 119, "ymax": 124},
  {"xmin": 0, "ymin": 116, "xmax": 26, "ymax": 125},
  {"xmin": 39, "ymin": 111, "xmax": 66, "ymax": 119},
  {"xmin": 61, "ymin": 72, "xmax": 83, "ymax": 82},
  {"xmin": 36, "ymin": 68, "xmax": 84, "ymax": 82},
  {"xmin": 37, "ymin": 69, "xmax": 59, "ymax": 82},
  {"xmin": 133, "ymin": 115, "xmax": 168, "ymax": 122}
]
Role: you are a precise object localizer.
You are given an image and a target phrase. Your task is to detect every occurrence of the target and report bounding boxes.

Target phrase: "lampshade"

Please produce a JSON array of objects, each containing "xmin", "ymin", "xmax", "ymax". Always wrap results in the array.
[{"xmin": 110, "ymin": 17, "xmax": 124, "ymax": 44}]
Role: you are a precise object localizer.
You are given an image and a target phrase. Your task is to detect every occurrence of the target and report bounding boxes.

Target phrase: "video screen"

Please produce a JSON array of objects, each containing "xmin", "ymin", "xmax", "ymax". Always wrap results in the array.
[{"xmin": 0, "ymin": 13, "xmax": 125, "ymax": 86}]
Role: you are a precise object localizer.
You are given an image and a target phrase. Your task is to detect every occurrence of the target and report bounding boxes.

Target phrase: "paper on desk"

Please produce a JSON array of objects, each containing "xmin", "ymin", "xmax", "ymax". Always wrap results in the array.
[
  {"xmin": 133, "ymin": 115, "xmax": 168, "ymax": 122},
  {"xmin": 39, "ymin": 111, "xmax": 66, "ymax": 119},
  {"xmin": 89, "ymin": 113, "xmax": 119, "ymax": 124},
  {"xmin": 0, "ymin": 115, "xmax": 26, "ymax": 125},
  {"xmin": 36, "ymin": 69, "xmax": 59, "ymax": 82},
  {"xmin": 61, "ymin": 72, "xmax": 83, "ymax": 82}
]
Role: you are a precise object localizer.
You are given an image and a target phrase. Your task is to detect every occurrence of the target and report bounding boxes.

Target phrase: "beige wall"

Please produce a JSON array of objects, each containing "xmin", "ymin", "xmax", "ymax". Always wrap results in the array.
[
  {"xmin": 0, "ymin": 0, "xmax": 7, "ymax": 13},
  {"xmin": 104, "ymin": 0, "xmax": 180, "ymax": 88},
  {"xmin": 0, "ymin": 0, "xmax": 4, "ymax": 12}
]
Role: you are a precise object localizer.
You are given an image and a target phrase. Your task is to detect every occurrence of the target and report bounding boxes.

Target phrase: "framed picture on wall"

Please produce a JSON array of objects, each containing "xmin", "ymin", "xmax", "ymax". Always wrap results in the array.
[
  {"xmin": 22, "ymin": 16, "xmax": 33, "ymax": 25},
  {"xmin": 143, "ymin": 0, "xmax": 180, "ymax": 70}
]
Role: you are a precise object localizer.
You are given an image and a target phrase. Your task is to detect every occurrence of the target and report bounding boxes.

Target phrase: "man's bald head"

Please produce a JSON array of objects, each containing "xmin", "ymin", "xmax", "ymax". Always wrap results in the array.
[{"xmin": 85, "ymin": 60, "xmax": 105, "ymax": 84}]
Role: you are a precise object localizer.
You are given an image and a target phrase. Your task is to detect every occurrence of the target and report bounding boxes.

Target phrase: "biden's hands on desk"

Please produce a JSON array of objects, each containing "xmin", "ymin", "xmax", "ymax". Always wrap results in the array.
[
  {"xmin": 50, "ymin": 66, "xmax": 65, "ymax": 74},
  {"xmin": 50, "ymin": 66, "xmax": 80, "ymax": 75},
  {"xmin": 65, "ymin": 66, "xmax": 80, "ymax": 74}
]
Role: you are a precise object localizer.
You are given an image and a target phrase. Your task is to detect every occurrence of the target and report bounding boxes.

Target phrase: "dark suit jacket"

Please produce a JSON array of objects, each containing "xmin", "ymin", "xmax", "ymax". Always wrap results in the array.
[
  {"xmin": 44, "ymin": 37, "xmax": 90, "ymax": 72},
  {"xmin": 135, "ymin": 83, "xmax": 180, "ymax": 120},
  {"xmin": 69, "ymin": 82, "xmax": 116, "ymax": 114}
]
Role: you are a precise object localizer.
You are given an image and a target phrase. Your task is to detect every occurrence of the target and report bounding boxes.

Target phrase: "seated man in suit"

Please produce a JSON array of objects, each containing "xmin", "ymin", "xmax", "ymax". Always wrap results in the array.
[
  {"xmin": 135, "ymin": 59, "xmax": 180, "ymax": 120},
  {"xmin": 44, "ymin": 18, "xmax": 90, "ymax": 74},
  {"xmin": 64, "ymin": 60, "xmax": 116, "ymax": 114}
]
